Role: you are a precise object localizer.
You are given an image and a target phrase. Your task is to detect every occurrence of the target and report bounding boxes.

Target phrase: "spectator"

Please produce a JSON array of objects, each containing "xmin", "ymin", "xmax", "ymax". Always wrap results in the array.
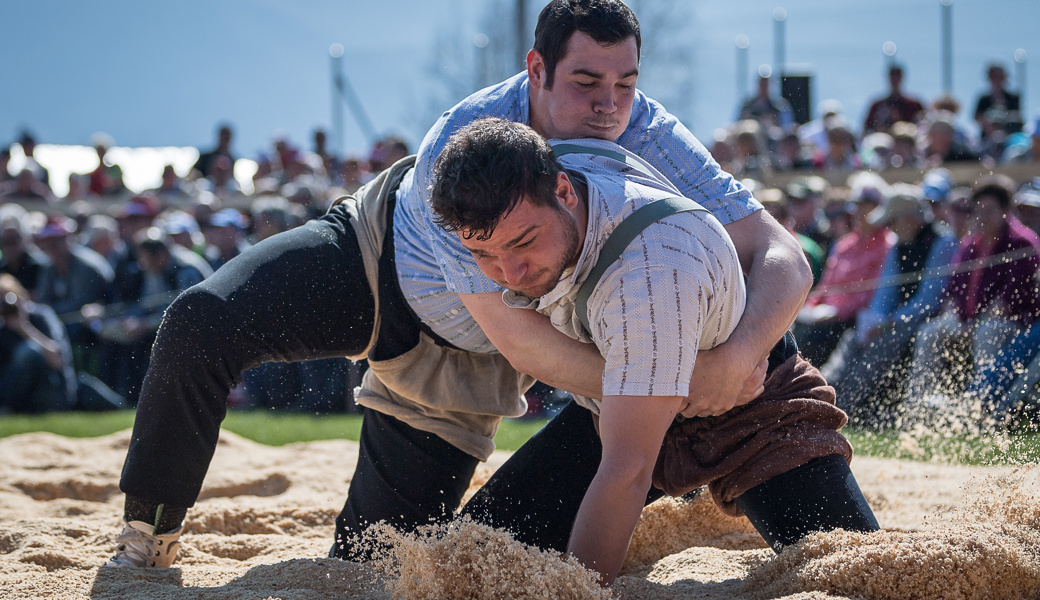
[
  {"xmin": 812, "ymin": 124, "xmax": 861, "ymax": 171},
  {"xmin": 793, "ymin": 172, "xmax": 892, "ymax": 366},
  {"xmin": 974, "ymin": 63, "xmax": 1023, "ymax": 152},
  {"xmin": 0, "ymin": 274, "xmax": 75, "ymax": 414},
  {"xmin": 32, "ymin": 213, "xmax": 113, "ymax": 381},
  {"xmin": 148, "ymin": 164, "xmax": 196, "ymax": 208},
  {"xmin": 737, "ymin": 73, "xmax": 794, "ymax": 132},
  {"xmin": 860, "ymin": 132, "xmax": 895, "ymax": 170},
  {"xmin": 338, "ymin": 156, "xmax": 365, "ymax": 194},
  {"xmin": 112, "ymin": 194, "xmax": 162, "ymax": 293},
  {"xmin": 923, "ymin": 114, "xmax": 979, "ymax": 165},
  {"xmin": 0, "ymin": 148, "xmax": 13, "ymax": 183},
  {"xmin": 824, "ymin": 184, "xmax": 959, "ymax": 425},
  {"xmin": 202, "ymin": 208, "xmax": 250, "ymax": 270},
  {"xmin": 799, "ymin": 99, "xmax": 844, "ymax": 156},
  {"xmin": 920, "ymin": 168, "xmax": 954, "ymax": 233},
  {"xmin": 1, "ymin": 169, "xmax": 53, "ymax": 202},
  {"xmin": 0, "ymin": 204, "xmax": 49, "ymax": 292},
  {"xmin": 15, "ymin": 130, "xmax": 50, "ymax": 187},
  {"xmin": 192, "ymin": 123, "xmax": 235, "ymax": 180},
  {"xmin": 158, "ymin": 210, "xmax": 204, "ymax": 252},
  {"xmin": 941, "ymin": 186, "xmax": 975, "ymax": 241},
  {"xmin": 79, "ymin": 214, "xmax": 124, "ymax": 272},
  {"xmin": 196, "ymin": 154, "xmax": 241, "ymax": 199},
  {"xmin": 863, "ymin": 64, "xmax": 926, "ymax": 135},
  {"xmin": 153, "ymin": 211, "xmax": 213, "ymax": 279},
  {"xmin": 786, "ymin": 175, "xmax": 833, "ymax": 251},
  {"xmin": 730, "ymin": 120, "xmax": 771, "ymax": 180},
  {"xmin": 88, "ymin": 133, "xmax": 126, "ymax": 197},
  {"xmin": 889, "ymin": 121, "xmax": 922, "ymax": 169},
  {"xmin": 33, "ymin": 214, "xmax": 113, "ymax": 319},
  {"xmin": 101, "ymin": 228, "xmax": 207, "ymax": 402},
  {"xmin": 249, "ymin": 195, "xmax": 301, "ymax": 243},
  {"xmin": 367, "ymin": 135, "xmax": 409, "ymax": 174},
  {"xmin": 1014, "ymin": 187, "xmax": 1040, "ymax": 237},
  {"xmin": 65, "ymin": 173, "xmax": 92, "ymax": 203},
  {"xmin": 772, "ymin": 131, "xmax": 813, "ymax": 171},
  {"xmin": 310, "ymin": 127, "xmax": 338, "ymax": 177},
  {"xmin": 906, "ymin": 175, "xmax": 1040, "ymax": 402}
]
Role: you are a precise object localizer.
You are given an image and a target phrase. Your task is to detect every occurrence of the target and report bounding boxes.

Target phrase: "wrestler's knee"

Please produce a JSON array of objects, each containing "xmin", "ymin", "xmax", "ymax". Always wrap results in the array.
[{"xmin": 151, "ymin": 287, "xmax": 244, "ymax": 369}]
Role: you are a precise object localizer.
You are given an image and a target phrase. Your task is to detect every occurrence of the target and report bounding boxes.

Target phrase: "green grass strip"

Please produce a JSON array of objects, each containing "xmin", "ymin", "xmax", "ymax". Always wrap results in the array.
[{"xmin": 3, "ymin": 411, "xmax": 1040, "ymax": 464}]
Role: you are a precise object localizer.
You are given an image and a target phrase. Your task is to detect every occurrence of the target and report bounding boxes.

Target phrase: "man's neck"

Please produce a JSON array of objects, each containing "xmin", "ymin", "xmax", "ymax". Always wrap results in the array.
[{"xmin": 568, "ymin": 173, "xmax": 590, "ymax": 266}]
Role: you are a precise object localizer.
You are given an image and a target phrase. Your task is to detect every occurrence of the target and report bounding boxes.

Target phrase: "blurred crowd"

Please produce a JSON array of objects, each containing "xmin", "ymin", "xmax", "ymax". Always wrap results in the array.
[
  {"xmin": 758, "ymin": 168, "xmax": 1040, "ymax": 430},
  {"xmin": 717, "ymin": 62, "xmax": 1037, "ymax": 179},
  {"xmin": 0, "ymin": 124, "xmax": 408, "ymax": 415},
  {"xmin": 1, "ymin": 57, "xmax": 1039, "ymax": 428}
]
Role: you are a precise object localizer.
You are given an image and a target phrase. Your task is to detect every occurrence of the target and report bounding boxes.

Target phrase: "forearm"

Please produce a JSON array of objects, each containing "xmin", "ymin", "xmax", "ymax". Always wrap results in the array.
[
  {"xmin": 460, "ymin": 291, "xmax": 604, "ymax": 398},
  {"xmin": 567, "ymin": 471, "xmax": 647, "ymax": 585},
  {"xmin": 569, "ymin": 394, "xmax": 681, "ymax": 584}
]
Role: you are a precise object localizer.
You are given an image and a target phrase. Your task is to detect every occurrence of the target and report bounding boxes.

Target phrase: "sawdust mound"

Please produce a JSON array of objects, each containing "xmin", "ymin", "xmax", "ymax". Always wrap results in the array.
[
  {"xmin": 3, "ymin": 428, "xmax": 1040, "ymax": 599},
  {"xmin": 743, "ymin": 469, "xmax": 1040, "ymax": 600},
  {"xmin": 622, "ymin": 491, "xmax": 765, "ymax": 575},
  {"xmin": 364, "ymin": 517, "xmax": 611, "ymax": 600}
]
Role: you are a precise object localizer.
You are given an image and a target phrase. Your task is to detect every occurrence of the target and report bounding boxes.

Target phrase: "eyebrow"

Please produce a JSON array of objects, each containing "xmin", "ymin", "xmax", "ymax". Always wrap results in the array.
[
  {"xmin": 460, "ymin": 224, "xmax": 539, "ymax": 255},
  {"xmin": 572, "ymin": 67, "xmax": 639, "ymax": 80}
]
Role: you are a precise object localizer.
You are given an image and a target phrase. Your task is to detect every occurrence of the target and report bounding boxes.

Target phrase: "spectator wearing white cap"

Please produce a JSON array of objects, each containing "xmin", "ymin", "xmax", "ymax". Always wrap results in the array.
[
  {"xmin": 1013, "ymin": 187, "xmax": 1040, "ymax": 237},
  {"xmin": 793, "ymin": 172, "xmax": 893, "ymax": 367},
  {"xmin": 822, "ymin": 183, "xmax": 959, "ymax": 426},
  {"xmin": 202, "ymin": 208, "xmax": 250, "ymax": 271}
]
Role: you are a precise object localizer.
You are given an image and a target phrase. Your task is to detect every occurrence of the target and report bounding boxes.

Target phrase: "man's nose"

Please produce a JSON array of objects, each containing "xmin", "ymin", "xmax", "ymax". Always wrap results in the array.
[
  {"xmin": 592, "ymin": 87, "xmax": 618, "ymax": 114},
  {"xmin": 499, "ymin": 255, "xmax": 527, "ymax": 285}
]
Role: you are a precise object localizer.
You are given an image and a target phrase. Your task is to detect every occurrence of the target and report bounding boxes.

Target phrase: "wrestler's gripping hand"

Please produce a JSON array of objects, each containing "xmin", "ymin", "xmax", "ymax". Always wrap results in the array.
[{"xmin": 677, "ymin": 343, "xmax": 768, "ymax": 418}]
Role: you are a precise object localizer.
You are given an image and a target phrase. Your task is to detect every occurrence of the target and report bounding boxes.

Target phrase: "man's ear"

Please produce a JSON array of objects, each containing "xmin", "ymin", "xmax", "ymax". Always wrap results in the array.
[
  {"xmin": 556, "ymin": 171, "xmax": 578, "ymax": 210},
  {"xmin": 527, "ymin": 49, "xmax": 546, "ymax": 90}
]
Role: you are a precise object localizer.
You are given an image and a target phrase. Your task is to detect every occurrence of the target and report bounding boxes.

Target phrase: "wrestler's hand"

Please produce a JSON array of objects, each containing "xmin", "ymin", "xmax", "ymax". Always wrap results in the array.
[{"xmin": 677, "ymin": 344, "xmax": 767, "ymax": 418}]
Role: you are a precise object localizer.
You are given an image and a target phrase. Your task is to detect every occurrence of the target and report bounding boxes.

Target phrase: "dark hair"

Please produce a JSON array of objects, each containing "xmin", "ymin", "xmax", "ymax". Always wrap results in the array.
[
  {"xmin": 431, "ymin": 118, "xmax": 563, "ymax": 241},
  {"xmin": 533, "ymin": 0, "xmax": 640, "ymax": 90},
  {"xmin": 971, "ymin": 174, "xmax": 1016, "ymax": 209}
]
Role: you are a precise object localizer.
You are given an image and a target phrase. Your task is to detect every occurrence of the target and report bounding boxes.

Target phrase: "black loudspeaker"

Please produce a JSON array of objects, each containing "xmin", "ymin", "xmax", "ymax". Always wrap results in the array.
[{"xmin": 781, "ymin": 75, "xmax": 812, "ymax": 124}]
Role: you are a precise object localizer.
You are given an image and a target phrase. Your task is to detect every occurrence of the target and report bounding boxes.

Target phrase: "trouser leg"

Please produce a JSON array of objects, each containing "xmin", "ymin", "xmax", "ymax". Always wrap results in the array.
[
  {"xmin": 734, "ymin": 454, "xmax": 879, "ymax": 553},
  {"xmin": 120, "ymin": 208, "xmax": 375, "ymax": 511},
  {"xmin": 331, "ymin": 408, "xmax": 479, "ymax": 560},
  {"xmin": 461, "ymin": 401, "xmax": 663, "ymax": 552}
]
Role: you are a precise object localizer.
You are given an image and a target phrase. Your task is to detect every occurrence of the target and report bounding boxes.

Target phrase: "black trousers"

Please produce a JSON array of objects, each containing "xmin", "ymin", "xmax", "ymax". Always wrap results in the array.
[
  {"xmin": 120, "ymin": 202, "xmax": 877, "ymax": 556},
  {"xmin": 331, "ymin": 396, "xmax": 878, "ymax": 559},
  {"xmin": 120, "ymin": 205, "xmax": 376, "ymax": 507}
]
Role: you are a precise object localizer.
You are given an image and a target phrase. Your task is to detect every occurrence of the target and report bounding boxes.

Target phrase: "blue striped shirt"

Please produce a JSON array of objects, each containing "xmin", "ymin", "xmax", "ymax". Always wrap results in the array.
[{"xmin": 393, "ymin": 72, "xmax": 761, "ymax": 353}]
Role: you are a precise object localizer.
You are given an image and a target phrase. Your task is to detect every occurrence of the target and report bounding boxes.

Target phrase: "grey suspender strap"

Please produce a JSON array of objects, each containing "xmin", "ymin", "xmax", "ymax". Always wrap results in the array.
[
  {"xmin": 574, "ymin": 196, "xmax": 706, "ymax": 334},
  {"xmin": 552, "ymin": 143, "xmax": 636, "ymax": 166}
]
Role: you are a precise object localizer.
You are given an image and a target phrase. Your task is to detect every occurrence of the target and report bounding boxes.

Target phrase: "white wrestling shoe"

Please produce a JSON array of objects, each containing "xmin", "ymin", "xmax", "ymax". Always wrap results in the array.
[{"xmin": 106, "ymin": 520, "xmax": 182, "ymax": 568}]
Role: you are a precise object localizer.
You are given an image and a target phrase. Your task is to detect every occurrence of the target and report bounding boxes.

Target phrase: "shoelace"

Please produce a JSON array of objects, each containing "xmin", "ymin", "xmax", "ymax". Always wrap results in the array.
[{"xmin": 110, "ymin": 528, "xmax": 156, "ymax": 567}]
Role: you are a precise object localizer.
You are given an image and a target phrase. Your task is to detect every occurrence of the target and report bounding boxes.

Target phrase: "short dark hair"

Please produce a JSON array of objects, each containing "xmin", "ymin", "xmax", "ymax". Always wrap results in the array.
[
  {"xmin": 431, "ymin": 118, "xmax": 563, "ymax": 241},
  {"xmin": 533, "ymin": 0, "xmax": 641, "ymax": 90},
  {"xmin": 971, "ymin": 174, "xmax": 1016, "ymax": 209}
]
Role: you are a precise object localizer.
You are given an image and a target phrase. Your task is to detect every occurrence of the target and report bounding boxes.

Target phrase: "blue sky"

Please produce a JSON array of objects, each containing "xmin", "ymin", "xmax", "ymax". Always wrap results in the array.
[{"xmin": 2, "ymin": 0, "xmax": 1037, "ymax": 161}]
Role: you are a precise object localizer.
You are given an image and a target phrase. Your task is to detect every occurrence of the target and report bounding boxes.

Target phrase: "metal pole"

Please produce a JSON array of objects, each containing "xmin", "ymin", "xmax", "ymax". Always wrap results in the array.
[
  {"xmin": 474, "ymin": 33, "xmax": 490, "ymax": 90},
  {"xmin": 516, "ymin": 0, "xmax": 528, "ymax": 71},
  {"xmin": 736, "ymin": 34, "xmax": 750, "ymax": 102},
  {"xmin": 338, "ymin": 67, "xmax": 378, "ymax": 146},
  {"xmin": 883, "ymin": 41, "xmax": 898, "ymax": 69},
  {"xmin": 773, "ymin": 7, "xmax": 787, "ymax": 95},
  {"xmin": 1015, "ymin": 49, "xmax": 1028, "ymax": 122},
  {"xmin": 329, "ymin": 44, "xmax": 345, "ymax": 155},
  {"xmin": 941, "ymin": 0, "xmax": 953, "ymax": 93}
]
